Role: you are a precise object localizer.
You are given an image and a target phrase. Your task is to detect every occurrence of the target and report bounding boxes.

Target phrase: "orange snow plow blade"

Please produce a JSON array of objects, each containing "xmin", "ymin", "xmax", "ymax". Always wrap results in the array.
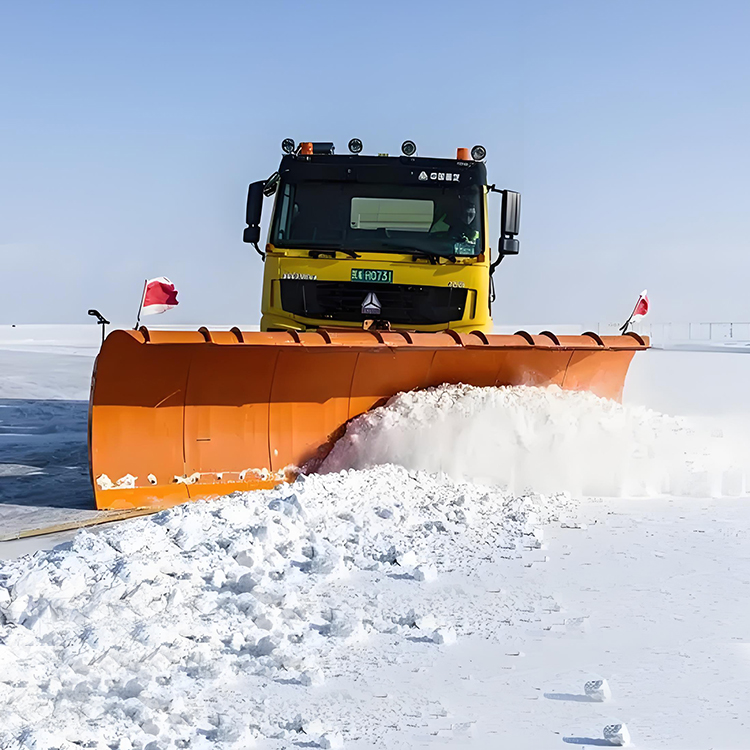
[{"xmin": 89, "ymin": 327, "xmax": 648, "ymax": 510}]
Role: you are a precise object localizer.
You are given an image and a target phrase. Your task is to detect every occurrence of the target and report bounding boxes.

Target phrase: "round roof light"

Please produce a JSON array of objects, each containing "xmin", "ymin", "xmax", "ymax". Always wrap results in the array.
[
  {"xmin": 348, "ymin": 138, "xmax": 363, "ymax": 154},
  {"xmin": 471, "ymin": 144, "xmax": 487, "ymax": 161},
  {"xmin": 281, "ymin": 138, "xmax": 296, "ymax": 154},
  {"xmin": 401, "ymin": 140, "xmax": 417, "ymax": 157}
]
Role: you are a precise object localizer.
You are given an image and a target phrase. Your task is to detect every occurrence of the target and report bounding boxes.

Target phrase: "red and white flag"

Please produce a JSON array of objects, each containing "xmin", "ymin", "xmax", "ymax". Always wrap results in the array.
[
  {"xmin": 620, "ymin": 289, "xmax": 649, "ymax": 332},
  {"xmin": 631, "ymin": 289, "xmax": 649, "ymax": 321},
  {"xmin": 141, "ymin": 277, "xmax": 179, "ymax": 316}
]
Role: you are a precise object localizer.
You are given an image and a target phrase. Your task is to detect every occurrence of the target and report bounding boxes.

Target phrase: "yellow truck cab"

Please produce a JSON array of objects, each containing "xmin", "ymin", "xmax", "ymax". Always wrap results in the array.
[{"xmin": 243, "ymin": 139, "xmax": 521, "ymax": 333}]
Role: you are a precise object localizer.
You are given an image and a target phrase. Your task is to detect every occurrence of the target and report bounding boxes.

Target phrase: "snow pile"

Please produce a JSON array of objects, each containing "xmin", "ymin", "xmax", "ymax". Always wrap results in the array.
[
  {"xmin": 321, "ymin": 384, "xmax": 747, "ymax": 497},
  {"xmin": 0, "ymin": 465, "xmax": 571, "ymax": 748}
]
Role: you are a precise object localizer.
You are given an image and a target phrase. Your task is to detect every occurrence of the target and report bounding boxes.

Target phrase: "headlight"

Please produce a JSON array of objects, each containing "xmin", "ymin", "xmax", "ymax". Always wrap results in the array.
[
  {"xmin": 471, "ymin": 144, "xmax": 487, "ymax": 161},
  {"xmin": 401, "ymin": 140, "xmax": 417, "ymax": 156},
  {"xmin": 348, "ymin": 138, "xmax": 363, "ymax": 154},
  {"xmin": 281, "ymin": 138, "xmax": 295, "ymax": 154}
]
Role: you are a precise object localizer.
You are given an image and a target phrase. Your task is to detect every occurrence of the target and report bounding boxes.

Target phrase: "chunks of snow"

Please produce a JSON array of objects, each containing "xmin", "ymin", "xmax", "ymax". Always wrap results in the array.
[
  {"xmin": 234, "ymin": 549, "xmax": 256, "ymax": 568},
  {"xmin": 0, "ymin": 464, "xmax": 562, "ymax": 747},
  {"xmin": 603, "ymin": 723, "xmax": 631, "ymax": 746},
  {"xmin": 300, "ymin": 667, "xmax": 325, "ymax": 686},
  {"xmin": 320, "ymin": 731, "xmax": 345, "ymax": 748},
  {"xmin": 432, "ymin": 626, "xmax": 457, "ymax": 645},
  {"xmin": 584, "ymin": 678, "xmax": 612, "ymax": 702},
  {"xmin": 412, "ymin": 563, "xmax": 438, "ymax": 582},
  {"xmin": 235, "ymin": 572, "xmax": 258, "ymax": 593},
  {"xmin": 95, "ymin": 473, "xmax": 113, "ymax": 490},
  {"xmin": 115, "ymin": 473, "xmax": 137, "ymax": 489},
  {"xmin": 398, "ymin": 549, "xmax": 418, "ymax": 568}
]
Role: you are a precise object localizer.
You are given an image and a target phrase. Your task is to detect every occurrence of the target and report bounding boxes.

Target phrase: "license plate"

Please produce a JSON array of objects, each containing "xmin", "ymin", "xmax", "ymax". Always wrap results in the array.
[
  {"xmin": 351, "ymin": 269, "xmax": 393, "ymax": 283},
  {"xmin": 453, "ymin": 242, "xmax": 476, "ymax": 256}
]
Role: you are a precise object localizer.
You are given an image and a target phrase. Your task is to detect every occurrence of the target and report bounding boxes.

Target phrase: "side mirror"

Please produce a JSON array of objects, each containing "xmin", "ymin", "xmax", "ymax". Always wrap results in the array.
[
  {"xmin": 243, "ymin": 225, "xmax": 261, "ymax": 244},
  {"xmin": 243, "ymin": 181, "xmax": 264, "ymax": 243},
  {"xmin": 498, "ymin": 190, "xmax": 521, "ymax": 256},
  {"xmin": 501, "ymin": 190, "xmax": 520, "ymax": 237},
  {"xmin": 499, "ymin": 237, "xmax": 519, "ymax": 255}
]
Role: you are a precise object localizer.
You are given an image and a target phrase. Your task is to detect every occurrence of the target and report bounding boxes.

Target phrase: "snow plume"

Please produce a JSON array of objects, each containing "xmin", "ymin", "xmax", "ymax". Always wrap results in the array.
[
  {"xmin": 321, "ymin": 385, "xmax": 747, "ymax": 498},
  {"xmin": 0, "ymin": 466, "xmax": 570, "ymax": 748}
]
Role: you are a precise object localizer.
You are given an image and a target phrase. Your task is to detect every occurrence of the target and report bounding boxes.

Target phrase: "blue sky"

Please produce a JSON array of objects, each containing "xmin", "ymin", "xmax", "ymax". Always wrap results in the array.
[{"xmin": 1, "ymin": 0, "xmax": 748, "ymax": 325}]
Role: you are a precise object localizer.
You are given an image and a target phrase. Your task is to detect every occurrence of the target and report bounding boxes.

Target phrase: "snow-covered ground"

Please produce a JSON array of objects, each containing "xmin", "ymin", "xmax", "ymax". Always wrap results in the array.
[
  {"xmin": 0, "ymin": 326, "xmax": 100, "ymax": 547},
  {"xmin": 2, "ymin": 325, "xmax": 750, "ymax": 748}
]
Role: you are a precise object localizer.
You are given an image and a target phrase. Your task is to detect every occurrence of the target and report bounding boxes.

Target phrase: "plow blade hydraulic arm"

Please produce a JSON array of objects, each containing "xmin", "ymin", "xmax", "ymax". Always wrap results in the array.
[{"xmin": 88, "ymin": 328, "xmax": 648, "ymax": 510}]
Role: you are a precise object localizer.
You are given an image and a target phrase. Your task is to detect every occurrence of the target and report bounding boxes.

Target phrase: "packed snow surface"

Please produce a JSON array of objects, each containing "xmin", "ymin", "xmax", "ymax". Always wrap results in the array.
[{"xmin": 322, "ymin": 384, "xmax": 748, "ymax": 497}]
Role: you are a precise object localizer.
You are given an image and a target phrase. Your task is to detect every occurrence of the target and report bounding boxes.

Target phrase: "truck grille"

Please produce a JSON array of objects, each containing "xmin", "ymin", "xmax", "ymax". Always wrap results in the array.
[{"xmin": 279, "ymin": 280, "xmax": 468, "ymax": 325}]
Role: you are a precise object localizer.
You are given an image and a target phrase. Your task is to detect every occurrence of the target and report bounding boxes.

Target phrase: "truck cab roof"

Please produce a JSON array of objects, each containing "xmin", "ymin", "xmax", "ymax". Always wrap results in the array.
[{"xmin": 278, "ymin": 153, "xmax": 488, "ymax": 188}]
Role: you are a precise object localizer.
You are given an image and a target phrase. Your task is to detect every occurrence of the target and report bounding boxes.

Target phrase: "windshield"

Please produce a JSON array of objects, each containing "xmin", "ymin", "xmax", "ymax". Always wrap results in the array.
[{"xmin": 271, "ymin": 181, "xmax": 483, "ymax": 257}]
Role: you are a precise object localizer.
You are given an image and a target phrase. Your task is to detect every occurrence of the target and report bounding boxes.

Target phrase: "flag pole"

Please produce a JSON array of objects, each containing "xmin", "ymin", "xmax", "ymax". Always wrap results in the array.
[
  {"xmin": 619, "ymin": 291, "xmax": 646, "ymax": 333},
  {"xmin": 619, "ymin": 302, "xmax": 637, "ymax": 334},
  {"xmin": 134, "ymin": 279, "xmax": 147, "ymax": 329}
]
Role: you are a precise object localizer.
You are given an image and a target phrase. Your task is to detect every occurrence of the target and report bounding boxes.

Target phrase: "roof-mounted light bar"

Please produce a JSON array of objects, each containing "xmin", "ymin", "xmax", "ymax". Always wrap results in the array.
[{"xmin": 283, "ymin": 139, "xmax": 487, "ymax": 161}]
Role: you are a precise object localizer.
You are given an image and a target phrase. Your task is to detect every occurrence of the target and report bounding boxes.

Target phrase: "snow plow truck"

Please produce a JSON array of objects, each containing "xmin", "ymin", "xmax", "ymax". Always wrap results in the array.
[{"xmin": 89, "ymin": 139, "xmax": 648, "ymax": 510}]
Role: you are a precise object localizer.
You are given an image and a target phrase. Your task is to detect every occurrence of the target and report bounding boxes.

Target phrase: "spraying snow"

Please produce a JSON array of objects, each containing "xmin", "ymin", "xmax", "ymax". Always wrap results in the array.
[{"xmin": 321, "ymin": 384, "xmax": 747, "ymax": 498}]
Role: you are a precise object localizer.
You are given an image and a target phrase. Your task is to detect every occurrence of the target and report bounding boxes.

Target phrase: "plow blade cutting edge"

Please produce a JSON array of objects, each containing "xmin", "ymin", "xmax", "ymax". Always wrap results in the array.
[{"xmin": 89, "ymin": 328, "xmax": 648, "ymax": 510}]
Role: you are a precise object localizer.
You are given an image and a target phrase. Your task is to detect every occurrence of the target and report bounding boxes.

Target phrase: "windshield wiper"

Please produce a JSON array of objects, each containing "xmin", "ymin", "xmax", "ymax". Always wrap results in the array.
[
  {"xmin": 382, "ymin": 244, "xmax": 456, "ymax": 264},
  {"xmin": 307, "ymin": 246, "xmax": 360, "ymax": 259}
]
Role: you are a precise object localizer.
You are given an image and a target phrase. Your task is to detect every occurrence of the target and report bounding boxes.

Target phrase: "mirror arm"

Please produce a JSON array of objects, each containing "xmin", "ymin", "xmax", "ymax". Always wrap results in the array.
[
  {"xmin": 252, "ymin": 242, "xmax": 266, "ymax": 261},
  {"xmin": 489, "ymin": 184, "xmax": 508, "ymax": 276},
  {"xmin": 263, "ymin": 171, "xmax": 281, "ymax": 197}
]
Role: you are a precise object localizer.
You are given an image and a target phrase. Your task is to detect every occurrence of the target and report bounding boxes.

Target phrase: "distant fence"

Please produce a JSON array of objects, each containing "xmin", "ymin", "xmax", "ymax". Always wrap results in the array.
[{"xmin": 596, "ymin": 322, "xmax": 750, "ymax": 343}]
